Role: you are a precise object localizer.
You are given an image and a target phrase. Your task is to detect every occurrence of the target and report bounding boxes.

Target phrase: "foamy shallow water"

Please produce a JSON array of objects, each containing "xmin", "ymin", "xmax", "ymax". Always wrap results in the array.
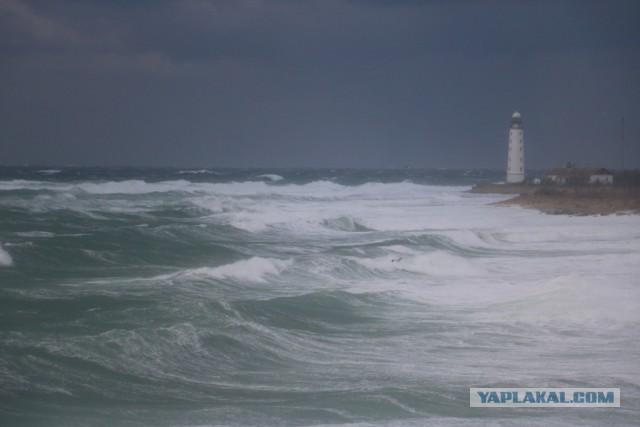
[{"xmin": 1, "ymin": 168, "xmax": 639, "ymax": 426}]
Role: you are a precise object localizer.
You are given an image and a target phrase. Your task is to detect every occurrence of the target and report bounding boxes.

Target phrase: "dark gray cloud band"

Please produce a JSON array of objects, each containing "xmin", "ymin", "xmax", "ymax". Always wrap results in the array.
[{"xmin": 1, "ymin": 0, "xmax": 639, "ymax": 168}]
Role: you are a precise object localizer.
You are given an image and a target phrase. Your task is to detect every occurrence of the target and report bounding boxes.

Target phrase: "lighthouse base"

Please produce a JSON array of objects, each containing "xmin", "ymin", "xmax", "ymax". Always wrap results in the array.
[{"xmin": 506, "ymin": 173, "xmax": 525, "ymax": 184}]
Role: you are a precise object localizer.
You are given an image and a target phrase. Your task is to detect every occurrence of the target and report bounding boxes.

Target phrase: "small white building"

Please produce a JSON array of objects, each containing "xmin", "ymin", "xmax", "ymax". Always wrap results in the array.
[
  {"xmin": 545, "ymin": 164, "xmax": 614, "ymax": 185},
  {"xmin": 506, "ymin": 112, "xmax": 524, "ymax": 183}
]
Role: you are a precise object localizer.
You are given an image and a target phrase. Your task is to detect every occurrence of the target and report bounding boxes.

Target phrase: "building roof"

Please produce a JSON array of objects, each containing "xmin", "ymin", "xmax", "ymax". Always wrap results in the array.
[{"xmin": 546, "ymin": 166, "xmax": 613, "ymax": 177}]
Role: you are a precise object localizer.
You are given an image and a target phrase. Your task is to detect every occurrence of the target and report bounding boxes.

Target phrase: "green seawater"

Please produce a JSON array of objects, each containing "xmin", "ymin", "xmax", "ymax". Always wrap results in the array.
[{"xmin": 1, "ymin": 167, "xmax": 639, "ymax": 426}]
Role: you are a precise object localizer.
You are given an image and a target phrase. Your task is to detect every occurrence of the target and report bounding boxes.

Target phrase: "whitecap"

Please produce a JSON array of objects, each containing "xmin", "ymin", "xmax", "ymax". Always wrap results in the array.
[
  {"xmin": 0, "ymin": 179, "xmax": 50, "ymax": 191},
  {"xmin": 352, "ymin": 251, "xmax": 485, "ymax": 277},
  {"xmin": 0, "ymin": 243, "xmax": 13, "ymax": 267},
  {"xmin": 183, "ymin": 257, "xmax": 291, "ymax": 283},
  {"xmin": 256, "ymin": 174, "xmax": 284, "ymax": 182},
  {"xmin": 73, "ymin": 180, "xmax": 196, "ymax": 195},
  {"xmin": 15, "ymin": 231, "xmax": 55, "ymax": 238},
  {"xmin": 177, "ymin": 169, "xmax": 216, "ymax": 175}
]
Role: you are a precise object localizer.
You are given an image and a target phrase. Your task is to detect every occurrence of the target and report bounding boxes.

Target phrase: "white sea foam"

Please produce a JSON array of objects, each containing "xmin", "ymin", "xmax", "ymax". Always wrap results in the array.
[
  {"xmin": 0, "ymin": 243, "xmax": 13, "ymax": 267},
  {"xmin": 74, "ymin": 180, "xmax": 194, "ymax": 195},
  {"xmin": 187, "ymin": 180, "xmax": 451, "ymax": 233},
  {"xmin": 183, "ymin": 257, "xmax": 292, "ymax": 283},
  {"xmin": 0, "ymin": 179, "xmax": 50, "ymax": 191},
  {"xmin": 256, "ymin": 174, "xmax": 284, "ymax": 181},
  {"xmin": 352, "ymin": 251, "xmax": 485, "ymax": 278},
  {"xmin": 510, "ymin": 275, "xmax": 640, "ymax": 329},
  {"xmin": 15, "ymin": 231, "xmax": 55, "ymax": 238},
  {"xmin": 177, "ymin": 169, "xmax": 216, "ymax": 175}
]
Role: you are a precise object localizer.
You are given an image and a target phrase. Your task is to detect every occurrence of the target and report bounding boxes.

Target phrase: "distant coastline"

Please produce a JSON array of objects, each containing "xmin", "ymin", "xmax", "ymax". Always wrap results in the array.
[{"xmin": 471, "ymin": 183, "xmax": 640, "ymax": 216}]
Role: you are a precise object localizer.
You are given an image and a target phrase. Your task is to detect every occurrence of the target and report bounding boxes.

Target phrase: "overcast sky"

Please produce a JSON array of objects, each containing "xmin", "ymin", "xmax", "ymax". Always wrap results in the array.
[{"xmin": 1, "ymin": 0, "xmax": 639, "ymax": 169}]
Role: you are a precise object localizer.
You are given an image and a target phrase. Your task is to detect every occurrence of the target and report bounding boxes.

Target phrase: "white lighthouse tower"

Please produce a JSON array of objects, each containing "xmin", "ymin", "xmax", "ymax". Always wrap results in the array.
[{"xmin": 506, "ymin": 111, "xmax": 525, "ymax": 183}]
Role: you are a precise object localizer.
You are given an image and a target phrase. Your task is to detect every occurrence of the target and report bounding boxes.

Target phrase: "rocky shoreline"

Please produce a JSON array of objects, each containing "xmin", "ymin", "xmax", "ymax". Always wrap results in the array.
[{"xmin": 470, "ymin": 183, "xmax": 640, "ymax": 216}]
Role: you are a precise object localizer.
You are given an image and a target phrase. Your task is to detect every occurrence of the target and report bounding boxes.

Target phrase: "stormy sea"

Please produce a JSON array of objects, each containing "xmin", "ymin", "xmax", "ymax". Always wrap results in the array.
[{"xmin": 1, "ymin": 167, "xmax": 639, "ymax": 426}]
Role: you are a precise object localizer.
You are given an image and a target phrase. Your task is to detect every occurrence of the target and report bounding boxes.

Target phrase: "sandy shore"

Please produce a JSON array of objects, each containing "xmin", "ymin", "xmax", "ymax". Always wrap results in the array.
[{"xmin": 471, "ymin": 184, "xmax": 640, "ymax": 216}]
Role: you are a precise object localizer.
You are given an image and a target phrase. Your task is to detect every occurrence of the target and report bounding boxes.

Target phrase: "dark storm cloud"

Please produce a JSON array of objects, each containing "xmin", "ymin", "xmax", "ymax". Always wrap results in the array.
[{"xmin": 1, "ymin": 0, "xmax": 639, "ymax": 168}]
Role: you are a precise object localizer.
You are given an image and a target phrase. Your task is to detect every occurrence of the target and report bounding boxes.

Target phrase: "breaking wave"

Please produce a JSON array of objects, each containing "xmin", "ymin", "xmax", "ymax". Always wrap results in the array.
[
  {"xmin": 0, "ymin": 243, "xmax": 13, "ymax": 267},
  {"xmin": 1, "ymin": 167, "xmax": 639, "ymax": 426},
  {"xmin": 256, "ymin": 174, "xmax": 284, "ymax": 181},
  {"xmin": 177, "ymin": 169, "xmax": 217, "ymax": 175},
  {"xmin": 179, "ymin": 257, "xmax": 292, "ymax": 283}
]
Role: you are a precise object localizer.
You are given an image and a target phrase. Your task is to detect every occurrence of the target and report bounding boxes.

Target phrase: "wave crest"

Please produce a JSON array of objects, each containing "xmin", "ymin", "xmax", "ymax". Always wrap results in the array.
[
  {"xmin": 322, "ymin": 216, "xmax": 372, "ymax": 232},
  {"xmin": 352, "ymin": 251, "xmax": 485, "ymax": 277},
  {"xmin": 0, "ymin": 243, "xmax": 13, "ymax": 267},
  {"xmin": 256, "ymin": 174, "xmax": 284, "ymax": 182},
  {"xmin": 184, "ymin": 257, "xmax": 291, "ymax": 283}
]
